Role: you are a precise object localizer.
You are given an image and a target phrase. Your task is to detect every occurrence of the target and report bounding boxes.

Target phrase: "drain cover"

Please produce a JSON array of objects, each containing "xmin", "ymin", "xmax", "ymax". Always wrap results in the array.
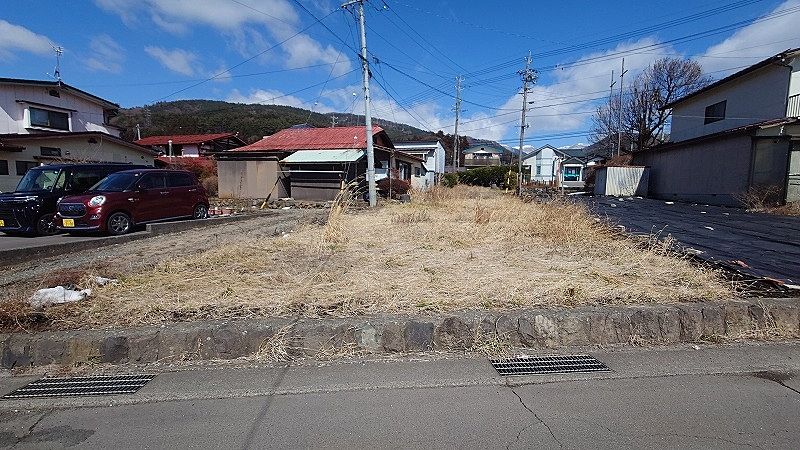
[
  {"xmin": 491, "ymin": 354, "xmax": 610, "ymax": 376},
  {"xmin": 3, "ymin": 374, "xmax": 156, "ymax": 399}
]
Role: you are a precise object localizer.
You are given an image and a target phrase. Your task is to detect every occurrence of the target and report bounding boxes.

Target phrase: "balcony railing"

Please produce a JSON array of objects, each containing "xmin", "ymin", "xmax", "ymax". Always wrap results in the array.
[
  {"xmin": 463, "ymin": 158, "xmax": 502, "ymax": 167},
  {"xmin": 789, "ymin": 94, "xmax": 800, "ymax": 117}
]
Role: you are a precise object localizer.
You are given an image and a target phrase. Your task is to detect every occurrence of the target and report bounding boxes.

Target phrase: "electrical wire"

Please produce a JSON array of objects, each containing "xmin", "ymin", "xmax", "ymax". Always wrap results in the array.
[{"xmin": 152, "ymin": 4, "xmax": 341, "ymax": 102}]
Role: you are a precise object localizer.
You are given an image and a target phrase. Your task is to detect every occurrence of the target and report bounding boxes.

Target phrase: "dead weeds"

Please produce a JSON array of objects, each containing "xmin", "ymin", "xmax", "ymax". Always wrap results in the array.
[{"xmin": 11, "ymin": 185, "xmax": 736, "ymax": 329}]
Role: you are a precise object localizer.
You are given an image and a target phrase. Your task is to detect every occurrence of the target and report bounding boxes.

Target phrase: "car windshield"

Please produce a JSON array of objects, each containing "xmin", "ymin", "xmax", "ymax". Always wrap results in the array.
[
  {"xmin": 15, "ymin": 169, "xmax": 62, "ymax": 192},
  {"xmin": 89, "ymin": 172, "xmax": 138, "ymax": 192}
]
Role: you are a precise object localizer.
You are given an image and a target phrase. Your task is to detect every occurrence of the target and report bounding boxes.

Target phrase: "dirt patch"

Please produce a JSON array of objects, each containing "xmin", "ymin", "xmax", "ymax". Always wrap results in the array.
[{"xmin": 1, "ymin": 186, "xmax": 737, "ymax": 331}]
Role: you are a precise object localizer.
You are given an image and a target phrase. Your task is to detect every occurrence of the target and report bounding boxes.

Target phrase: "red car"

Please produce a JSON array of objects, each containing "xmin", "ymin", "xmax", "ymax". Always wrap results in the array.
[{"xmin": 55, "ymin": 169, "xmax": 209, "ymax": 235}]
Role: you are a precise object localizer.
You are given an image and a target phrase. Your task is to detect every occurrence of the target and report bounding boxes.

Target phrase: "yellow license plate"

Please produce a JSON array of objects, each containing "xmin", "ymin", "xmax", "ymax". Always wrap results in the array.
[
  {"xmin": 62, "ymin": 219, "xmax": 75, "ymax": 228},
  {"xmin": 0, "ymin": 219, "xmax": 4, "ymax": 227}
]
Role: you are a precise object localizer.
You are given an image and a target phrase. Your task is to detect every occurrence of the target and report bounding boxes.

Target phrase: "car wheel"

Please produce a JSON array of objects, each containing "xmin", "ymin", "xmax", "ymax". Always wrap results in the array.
[
  {"xmin": 107, "ymin": 212, "xmax": 132, "ymax": 236},
  {"xmin": 192, "ymin": 204, "xmax": 209, "ymax": 220},
  {"xmin": 36, "ymin": 214, "xmax": 59, "ymax": 236}
]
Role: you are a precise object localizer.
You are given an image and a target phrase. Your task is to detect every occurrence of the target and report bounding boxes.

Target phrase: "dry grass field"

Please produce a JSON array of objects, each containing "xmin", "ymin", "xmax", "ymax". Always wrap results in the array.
[{"xmin": 5, "ymin": 185, "xmax": 735, "ymax": 330}]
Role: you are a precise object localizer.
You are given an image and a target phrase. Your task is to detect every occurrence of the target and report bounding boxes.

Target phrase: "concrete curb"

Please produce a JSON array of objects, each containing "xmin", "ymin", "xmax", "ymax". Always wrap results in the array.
[
  {"xmin": 0, "ymin": 214, "xmax": 266, "ymax": 267},
  {"xmin": 1, "ymin": 298, "xmax": 798, "ymax": 369}
]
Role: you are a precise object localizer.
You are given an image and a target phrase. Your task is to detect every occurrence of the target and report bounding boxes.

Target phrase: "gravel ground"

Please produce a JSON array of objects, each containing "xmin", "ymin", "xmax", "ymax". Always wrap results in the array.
[{"xmin": 0, "ymin": 209, "xmax": 327, "ymax": 291}]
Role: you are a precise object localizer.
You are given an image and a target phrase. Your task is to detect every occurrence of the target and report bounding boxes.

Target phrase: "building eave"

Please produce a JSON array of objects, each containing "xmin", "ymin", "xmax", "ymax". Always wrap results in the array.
[{"xmin": 663, "ymin": 48, "xmax": 800, "ymax": 110}]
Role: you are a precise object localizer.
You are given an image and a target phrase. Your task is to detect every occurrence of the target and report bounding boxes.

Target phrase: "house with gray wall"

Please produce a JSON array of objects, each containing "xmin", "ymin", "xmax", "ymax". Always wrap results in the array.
[{"xmin": 634, "ymin": 48, "xmax": 800, "ymax": 206}]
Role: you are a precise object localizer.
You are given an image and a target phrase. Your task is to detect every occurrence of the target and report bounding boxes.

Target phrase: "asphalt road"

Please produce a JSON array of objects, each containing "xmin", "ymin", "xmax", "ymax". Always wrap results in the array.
[
  {"xmin": 1, "ymin": 342, "xmax": 798, "ymax": 448},
  {"xmin": 0, "ymin": 231, "xmax": 146, "ymax": 252},
  {"xmin": 585, "ymin": 197, "xmax": 800, "ymax": 285}
]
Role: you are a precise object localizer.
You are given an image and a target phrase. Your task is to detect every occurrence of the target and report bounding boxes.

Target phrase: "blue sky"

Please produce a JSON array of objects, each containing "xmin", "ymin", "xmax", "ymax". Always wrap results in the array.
[{"xmin": 2, "ymin": 0, "xmax": 799, "ymax": 148}]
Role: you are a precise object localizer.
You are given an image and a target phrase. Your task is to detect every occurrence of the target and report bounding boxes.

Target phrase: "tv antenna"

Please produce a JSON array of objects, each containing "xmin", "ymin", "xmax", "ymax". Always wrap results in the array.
[{"xmin": 50, "ymin": 44, "xmax": 64, "ymax": 82}]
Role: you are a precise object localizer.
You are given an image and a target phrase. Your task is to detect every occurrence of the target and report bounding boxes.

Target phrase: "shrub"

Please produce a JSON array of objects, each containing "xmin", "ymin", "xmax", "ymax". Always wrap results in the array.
[
  {"xmin": 163, "ymin": 157, "xmax": 217, "ymax": 179},
  {"xmin": 458, "ymin": 166, "xmax": 517, "ymax": 189},
  {"xmin": 201, "ymin": 175, "xmax": 218, "ymax": 197},
  {"xmin": 442, "ymin": 173, "xmax": 459, "ymax": 188},
  {"xmin": 377, "ymin": 177, "xmax": 410, "ymax": 198}
]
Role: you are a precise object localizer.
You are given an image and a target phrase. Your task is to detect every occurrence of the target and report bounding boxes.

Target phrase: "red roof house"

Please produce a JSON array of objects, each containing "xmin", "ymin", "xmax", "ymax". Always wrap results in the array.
[
  {"xmin": 135, "ymin": 133, "xmax": 245, "ymax": 157},
  {"xmin": 216, "ymin": 125, "xmax": 427, "ymax": 202},
  {"xmin": 230, "ymin": 126, "xmax": 392, "ymax": 153}
]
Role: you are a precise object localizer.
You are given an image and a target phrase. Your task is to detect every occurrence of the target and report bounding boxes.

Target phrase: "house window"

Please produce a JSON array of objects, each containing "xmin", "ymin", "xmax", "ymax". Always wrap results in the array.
[
  {"xmin": 16, "ymin": 161, "xmax": 40, "ymax": 176},
  {"xmin": 704, "ymin": 100, "xmax": 726, "ymax": 125},
  {"xmin": 536, "ymin": 165, "xmax": 541, "ymax": 175},
  {"xmin": 563, "ymin": 166, "xmax": 581, "ymax": 182},
  {"xmin": 40, "ymin": 146, "xmax": 62, "ymax": 157},
  {"xmin": 0, "ymin": 160, "xmax": 8, "ymax": 175},
  {"xmin": 29, "ymin": 107, "xmax": 70, "ymax": 130}
]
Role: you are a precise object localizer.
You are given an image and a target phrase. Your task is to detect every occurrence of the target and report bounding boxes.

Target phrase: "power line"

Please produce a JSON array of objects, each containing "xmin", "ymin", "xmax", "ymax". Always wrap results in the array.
[
  {"xmin": 378, "ymin": 0, "xmax": 468, "ymax": 74},
  {"xmin": 152, "ymin": 3, "xmax": 341, "ymax": 101},
  {"xmin": 79, "ymin": 63, "xmax": 341, "ymax": 88}
]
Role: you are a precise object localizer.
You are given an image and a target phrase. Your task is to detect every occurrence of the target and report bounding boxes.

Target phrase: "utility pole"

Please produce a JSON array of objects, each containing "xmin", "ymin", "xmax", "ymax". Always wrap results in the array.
[
  {"xmin": 608, "ymin": 70, "xmax": 615, "ymax": 157},
  {"xmin": 342, "ymin": 0, "xmax": 376, "ymax": 206},
  {"xmin": 330, "ymin": 115, "xmax": 337, "ymax": 128},
  {"xmin": 452, "ymin": 76, "xmax": 463, "ymax": 172},
  {"xmin": 135, "ymin": 123, "xmax": 142, "ymax": 141},
  {"xmin": 617, "ymin": 58, "xmax": 628, "ymax": 157},
  {"xmin": 517, "ymin": 52, "xmax": 537, "ymax": 195}
]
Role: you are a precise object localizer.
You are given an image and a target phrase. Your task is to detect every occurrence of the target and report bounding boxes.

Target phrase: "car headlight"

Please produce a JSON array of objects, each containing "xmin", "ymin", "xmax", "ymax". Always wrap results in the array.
[{"xmin": 88, "ymin": 195, "xmax": 106, "ymax": 207}]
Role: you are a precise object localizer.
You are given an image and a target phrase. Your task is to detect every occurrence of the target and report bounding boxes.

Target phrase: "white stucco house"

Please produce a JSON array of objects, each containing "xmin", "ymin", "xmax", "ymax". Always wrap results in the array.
[
  {"xmin": 0, "ymin": 78, "xmax": 155, "ymax": 192},
  {"xmin": 394, "ymin": 140, "xmax": 446, "ymax": 189},
  {"xmin": 522, "ymin": 144, "xmax": 588, "ymax": 187},
  {"xmin": 634, "ymin": 47, "xmax": 800, "ymax": 205}
]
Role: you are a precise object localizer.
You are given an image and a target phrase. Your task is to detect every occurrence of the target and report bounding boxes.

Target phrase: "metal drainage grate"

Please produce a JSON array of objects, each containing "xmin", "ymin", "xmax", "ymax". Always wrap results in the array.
[
  {"xmin": 491, "ymin": 354, "xmax": 610, "ymax": 376},
  {"xmin": 3, "ymin": 374, "xmax": 156, "ymax": 399}
]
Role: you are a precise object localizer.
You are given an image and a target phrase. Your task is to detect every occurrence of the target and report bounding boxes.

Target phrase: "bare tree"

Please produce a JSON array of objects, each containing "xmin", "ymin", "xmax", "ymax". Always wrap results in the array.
[{"xmin": 591, "ymin": 57, "xmax": 711, "ymax": 154}]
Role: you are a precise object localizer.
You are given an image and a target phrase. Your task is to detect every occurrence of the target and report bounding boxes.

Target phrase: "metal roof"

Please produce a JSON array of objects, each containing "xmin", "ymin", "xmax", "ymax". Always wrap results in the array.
[
  {"xmin": 281, "ymin": 149, "xmax": 365, "ymax": 163},
  {"xmin": 232, "ymin": 126, "xmax": 387, "ymax": 152},
  {"xmin": 0, "ymin": 131, "xmax": 157, "ymax": 156},
  {"xmin": 0, "ymin": 78, "xmax": 119, "ymax": 109},
  {"xmin": 394, "ymin": 141, "xmax": 439, "ymax": 149},
  {"xmin": 135, "ymin": 133, "xmax": 244, "ymax": 146}
]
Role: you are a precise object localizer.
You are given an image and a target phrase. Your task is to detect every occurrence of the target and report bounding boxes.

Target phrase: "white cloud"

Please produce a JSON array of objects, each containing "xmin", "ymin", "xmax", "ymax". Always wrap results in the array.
[
  {"xmin": 94, "ymin": 0, "xmax": 352, "ymax": 72},
  {"xmin": 0, "ymin": 20, "xmax": 53, "ymax": 60},
  {"xmin": 144, "ymin": 46, "xmax": 199, "ymax": 76},
  {"xmin": 280, "ymin": 34, "xmax": 351, "ymax": 75},
  {"xmin": 86, "ymin": 34, "xmax": 125, "ymax": 73},
  {"xmin": 150, "ymin": 13, "xmax": 190, "ymax": 36},
  {"xmin": 696, "ymin": 0, "xmax": 800, "ymax": 73}
]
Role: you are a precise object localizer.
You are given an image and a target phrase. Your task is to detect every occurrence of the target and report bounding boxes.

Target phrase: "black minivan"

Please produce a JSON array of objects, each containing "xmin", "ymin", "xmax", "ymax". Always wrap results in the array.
[{"xmin": 0, "ymin": 163, "xmax": 149, "ymax": 236}]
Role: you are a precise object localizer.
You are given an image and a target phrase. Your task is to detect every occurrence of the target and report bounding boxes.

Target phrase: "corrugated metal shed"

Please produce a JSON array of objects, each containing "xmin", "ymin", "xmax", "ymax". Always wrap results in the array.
[
  {"xmin": 594, "ymin": 166, "xmax": 650, "ymax": 197},
  {"xmin": 281, "ymin": 149, "xmax": 364, "ymax": 163}
]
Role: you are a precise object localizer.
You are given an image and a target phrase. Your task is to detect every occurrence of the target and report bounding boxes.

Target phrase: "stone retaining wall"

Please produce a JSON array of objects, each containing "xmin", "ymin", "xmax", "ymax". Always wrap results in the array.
[{"xmin": 2, "ymin": 298, "xmax": 798, "ymax": 369}]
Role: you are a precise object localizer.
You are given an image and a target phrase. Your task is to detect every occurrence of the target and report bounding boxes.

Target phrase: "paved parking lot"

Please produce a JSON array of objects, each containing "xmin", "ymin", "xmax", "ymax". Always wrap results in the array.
[
  {"xmin": 0, "ymin": 230, "xmax": 146, "ymax": 253},
  {"xmin": 585, "ymin": 197, "xmax": 800, "ymax": 285}
]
